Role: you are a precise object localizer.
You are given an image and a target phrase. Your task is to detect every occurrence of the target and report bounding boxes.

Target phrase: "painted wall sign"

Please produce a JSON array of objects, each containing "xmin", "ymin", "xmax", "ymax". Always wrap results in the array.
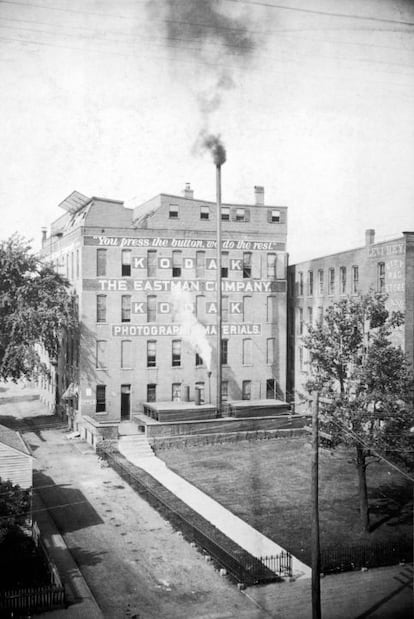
[
  {"xmin": 84, "ymin": 235, "xmax": 284, "ymax": 251},
  {"xmin": 111, "ymin": 323, "xmax": 262, "ymax": 337},
  {"xmin": 368, "ymin": 243, "xmax": 405, "ymax": 258},
  {"xmin": 83, "ymin": 278, "xmax": 286, "ymax": 293}
]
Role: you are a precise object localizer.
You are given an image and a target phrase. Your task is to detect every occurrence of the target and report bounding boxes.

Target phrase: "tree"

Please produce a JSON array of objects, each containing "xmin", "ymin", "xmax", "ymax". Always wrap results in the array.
[
  {"xmin": 0, "ymin": 235, "xmax": 78, "ymax": 381},
  {"xmin": 304, "ymin": 292, "xmax": 413, "ymax": 532},
  {"xmin": 0, "ymin": 478, "xmax": 31, "ymax": 543}
]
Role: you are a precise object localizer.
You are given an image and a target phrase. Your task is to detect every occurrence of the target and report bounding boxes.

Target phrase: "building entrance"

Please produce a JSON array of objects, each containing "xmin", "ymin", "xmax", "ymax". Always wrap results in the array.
[{"xmin": 121, "ymin": 384, "xmax": 131, "ymax": 420}]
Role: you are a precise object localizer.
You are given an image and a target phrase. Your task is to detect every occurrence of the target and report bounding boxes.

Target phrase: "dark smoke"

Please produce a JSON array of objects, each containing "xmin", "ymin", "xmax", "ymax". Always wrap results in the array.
[
  {"xmin": 202, "ymin": 133, "xmax": 226, "ymax": 166},
  {"xmin": 163, "ymin": 0, "xmax": 255, "ymax": 56}
]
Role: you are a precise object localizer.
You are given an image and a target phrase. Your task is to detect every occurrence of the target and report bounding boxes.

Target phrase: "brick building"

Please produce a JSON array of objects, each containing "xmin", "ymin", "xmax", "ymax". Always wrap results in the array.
[
  {"xmin": 287, "ymin": 229, "xmax": 414, "ymax": 411},
  {"xmin": 39, "ymin": 185, "xmax": 289, "ymax": 442}
]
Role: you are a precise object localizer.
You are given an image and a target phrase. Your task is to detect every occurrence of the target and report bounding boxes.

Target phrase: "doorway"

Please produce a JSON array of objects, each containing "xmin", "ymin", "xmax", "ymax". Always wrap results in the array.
[{"xmin": 121, "ymin": 384, "xmax": 131, "ymax": 420}]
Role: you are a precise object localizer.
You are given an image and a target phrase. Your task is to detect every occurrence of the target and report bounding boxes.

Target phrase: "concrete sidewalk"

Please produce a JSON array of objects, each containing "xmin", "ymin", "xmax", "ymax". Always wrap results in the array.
[
  {"xmin": 118, "ymin": 441, "xmax": 311, "ymax": 579},
  {"xmin": 33, "ymin": 492, "xmax": 103, "ymax": 618}
]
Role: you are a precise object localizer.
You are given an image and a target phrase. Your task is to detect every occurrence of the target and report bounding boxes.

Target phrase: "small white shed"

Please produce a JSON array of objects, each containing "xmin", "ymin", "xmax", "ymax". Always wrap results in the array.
[{"xmin": 0, "ymin": 424, "xmax": 33, "ymax": 489}]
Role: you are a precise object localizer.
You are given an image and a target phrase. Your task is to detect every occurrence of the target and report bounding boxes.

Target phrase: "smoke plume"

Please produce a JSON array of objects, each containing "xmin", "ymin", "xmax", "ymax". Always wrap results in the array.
[
  {"xmin": 149, "ymin": 0, "xmax": 258, "ymax": 160},
  {"xmin": 170, "ymin": 287, "xmax": 212, "ymax": 370}
]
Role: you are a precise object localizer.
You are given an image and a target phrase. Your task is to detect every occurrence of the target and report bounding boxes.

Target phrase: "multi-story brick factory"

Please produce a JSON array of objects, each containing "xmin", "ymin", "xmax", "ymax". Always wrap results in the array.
[
  {"xmin": 39, "ymin": 184, "xmax": 294, "ymax": 443},
  {"xmin": 288, "ymin": 229, "xmax": 414, "ymax": 412}
]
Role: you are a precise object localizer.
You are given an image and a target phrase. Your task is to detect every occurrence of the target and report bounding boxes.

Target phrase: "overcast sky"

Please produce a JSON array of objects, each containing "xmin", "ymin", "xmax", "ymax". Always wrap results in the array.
[{"xmin": 1, "ymin": 0, "xmax": 413, "ymax": 262}]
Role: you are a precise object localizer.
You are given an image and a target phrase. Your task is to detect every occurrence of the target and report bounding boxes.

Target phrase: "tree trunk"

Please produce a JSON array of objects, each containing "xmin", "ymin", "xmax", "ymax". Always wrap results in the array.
[{"xmin": 356, "ymin": 444, "xmax": 370, "ymax": 532}]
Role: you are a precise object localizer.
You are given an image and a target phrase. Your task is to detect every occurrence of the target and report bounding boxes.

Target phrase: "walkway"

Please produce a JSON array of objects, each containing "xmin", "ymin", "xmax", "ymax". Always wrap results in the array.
[{"xmin": 118, "ymin": 438, "xmax": 311, "ymax": 579}]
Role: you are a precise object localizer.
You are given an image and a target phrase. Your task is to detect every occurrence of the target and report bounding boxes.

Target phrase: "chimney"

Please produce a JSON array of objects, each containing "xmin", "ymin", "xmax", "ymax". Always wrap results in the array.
[
  {"xmin": 365, "ymin": 229, "xmax": 375, "ymax": 246},
  {"xmin": 183, "ymin": 183, "xmax": 194, "ymax": 199},
  {"xmin": 254, "ymin": 185, "xmax": 264, "ymax": 206},
  {"xmin": 41, "ymin": 227, "xmax": 47, "ymax": 246}
]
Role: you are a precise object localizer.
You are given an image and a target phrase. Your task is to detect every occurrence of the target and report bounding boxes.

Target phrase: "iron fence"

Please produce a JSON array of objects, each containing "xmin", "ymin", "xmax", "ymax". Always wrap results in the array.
[
  {"xmin": 322, "ymin": 539, "xmax": 412, "ymax": 574},
  {"xmin": 97, "ymin": 444, "xmax": 291, "ymax": 585},
  {"xmin": 0, "ymin": 585, "xmax": 65, "ymax": 614}
]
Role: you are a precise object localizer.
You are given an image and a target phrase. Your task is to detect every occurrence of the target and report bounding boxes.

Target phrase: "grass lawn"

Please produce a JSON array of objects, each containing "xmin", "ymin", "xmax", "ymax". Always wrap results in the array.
[{"xmin": 158, "ymin": 438, "xmax": 413, "ymax": 566}]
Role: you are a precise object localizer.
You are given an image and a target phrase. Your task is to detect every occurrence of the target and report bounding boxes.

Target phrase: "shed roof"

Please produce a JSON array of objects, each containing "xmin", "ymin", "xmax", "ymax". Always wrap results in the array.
[{"xmin": 0, "ymin": 424, "xmax": 32, "ymax": 457}]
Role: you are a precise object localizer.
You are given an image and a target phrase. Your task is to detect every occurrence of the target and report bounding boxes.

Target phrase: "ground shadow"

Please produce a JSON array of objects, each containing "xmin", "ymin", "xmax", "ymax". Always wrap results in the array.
[
  {"xmin": 0, "ymin": 413, "xmax": 67, "ymax": 442},
  {"xmin": 34, "ymin": 470, "xmax": 104, "ymax": 534},
  {"xmin": 369, "ymin": 481, "xmax": 413, "ymax": 532}
]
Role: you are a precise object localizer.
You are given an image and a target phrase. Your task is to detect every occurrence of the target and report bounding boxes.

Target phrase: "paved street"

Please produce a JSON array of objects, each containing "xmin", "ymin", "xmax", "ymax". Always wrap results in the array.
[{"xmin": 0, "ymin": 384, "xmax": 413, "ymax": 618}]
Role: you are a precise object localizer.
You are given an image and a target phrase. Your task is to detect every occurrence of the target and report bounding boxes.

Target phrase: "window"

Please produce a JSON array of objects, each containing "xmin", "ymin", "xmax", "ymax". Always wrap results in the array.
[
  {"xmin": 267, "ymin": 253, "xmax": 276, "ymax": 279},
  {"xmin": 221, "ymin": 339, "xmax": 228, "ymax": 365},
  {"xmin": 298, "ymin": 307, "xmax": 304, "ymax": 335},
  {"xmin": 147, "ymin": 295, "xmax": 156, "ymax": 322},
  {"xmin": 267, "ymin": 338, "xmax": 275, "ymax": 364},
  {"xmin": 308, "ymin": 306, "xmax": 313, "ymax": 326},
  {"xmin": 147, "ymin": 383, "xmax": 156, "ymax": 402},
  {"xmin": 269, "ymin": 209, "xmax": 280, "ymax": 223},
  {"xmin": 121, "ymin": 250, "xmax": 131, "ymax": 276},
  {"xmin": 147, "ymin": 341, "xmax": 156, "ymax": 367},
  {"xmin": 96, "ymin": 249, "xmax": 106, "ymax": 276},
  {"xmin": 328, "ymin": 268, "xmax": 335, "ymax": 295},
  {"xmin": 76, "ymin": 249, "xmax": 80, "ymax": 279},
  {"xmin": 96, "ymin": 385, "xmax": 106, "ymax": 412},
  {"xmin": 340, "ymin": 267, "xmax": 347, "ymax": 294},
  {"xmin": 299, "ymin": 346, "xmax": 304, "ymax": 371},
  {"xmin": 221, "ymin": 380, "xmax": 229, "ymax": 401},
  {"xmin": 196, "ymin": 251, "xmax": 205, "ymax": 278},
  {"xmin": 236, "ymin": 208, "xmax": 246, "ymax": 222},
  {"xmin": 308, "ymin": 271, "xmax": 314, "ymax": 296},
  {"xmin": 96, "ymin": 295, "xmax": 107, "ymax": 322},
  {"xmin": 243, "ymin": 252, "xmax": 252, "ymax": 278},
  {"xmin": 172, "ymin": 383, "xmax": 181, "ymax": 401},
  {"xmin": 147, "ymin": 250, "xmax": 157, "ymax": 277},
  {"xmin": 70, "ymin": 252, "xmax": 74, "ymax": 280},
  {"xmin": 242, "ymin": 380, "xmax": 251, "ymax": 400},
  {"xmin": 377, "ymin": 262, "xmax": 385, "ymax": 292},
  {"xmin": 172, "ymin": 340, "xmax": 181, "ymax": 367},
  {"xmin": 200, "ymin": 205, "xmax": 209, "ymax": 220},
  {"xmin": 318, "ymin": 269, "xmax": 324, "ymax": 295},
  {"xmin": 172, "ymin": 251, "xmax": 182, "ymax": 278},
  {"xmin": 266, "ymin": 378, "xmax": 276, "ymax": 399},
  {"xmin": 121, "ymin": 295, "xmax": 131, "ymax": 322},
  {"xmin": 221, "ymin": 206, "xmax": 230, "ymax": 221},
  {"xmin": 318, "ymin": 306, "xmax": 324, "ymax": 323},
  {"xmin": 195, "ymin": 352, "xmax": 203, "ymax": 366},
  {"xmin": 222, "ymin": 296, "xmax": 229, "ymax": 322},
  {"xmin": 352, "ymin": 266, "xmax": 359, "ymax": 294},
  {"xmin": 243, "ymin": 296, "xmax": 252, "ymax": 321},
  {"xmin": 298, "ymin": 272, "xmax": 304, "ymax": 296},
  {"xmin": 96, "ymin": 340, "xmax": 107, "ymax": 369},
  {"xmin": 169, "ymin": 204, "xmax": 178, "ymax": 219},
  {"xmin": 242, "ymin": 338, "xmax": 252, "ymax": 365},
  {"xmin": 221, "ymin": 252, "xmax": 229, "ymax": 278},
  {"xmin": 121, "ymin": 340, "xmax": 132, "ymax": 369},
  {"xmin": 266, "ymin": 296, "xmax": 276, "ymax": 322}
]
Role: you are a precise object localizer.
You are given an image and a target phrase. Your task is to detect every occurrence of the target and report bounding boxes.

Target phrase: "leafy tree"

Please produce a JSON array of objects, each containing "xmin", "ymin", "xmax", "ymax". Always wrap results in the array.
[
  {"xmin": 304, "ymin": 292, "xmax": 414, "ymax": 532},
  {"xmin": 0, "ymin": 235, "xmax": 77, "ymax": 381},
  {"xmin": 0, "ymin": 478, "xmax": 31, "ymax": 543}
]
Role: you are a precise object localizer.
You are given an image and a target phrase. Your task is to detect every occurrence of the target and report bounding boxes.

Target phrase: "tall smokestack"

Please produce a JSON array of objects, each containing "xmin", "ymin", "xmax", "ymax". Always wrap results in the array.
[{"xmin": 216, "ymin": 162, "xmax": 223, "ymax": 417}]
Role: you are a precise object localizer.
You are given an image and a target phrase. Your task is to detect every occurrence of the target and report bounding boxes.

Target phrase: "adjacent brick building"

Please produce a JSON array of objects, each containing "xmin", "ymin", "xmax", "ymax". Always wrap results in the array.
[
  {"xmin": 288, "ymin": 229, "xmax": 414, "ymax": 411},
  {"xmin": 39, "ymin": 185, "xmax": 289, "ymax": 442}
]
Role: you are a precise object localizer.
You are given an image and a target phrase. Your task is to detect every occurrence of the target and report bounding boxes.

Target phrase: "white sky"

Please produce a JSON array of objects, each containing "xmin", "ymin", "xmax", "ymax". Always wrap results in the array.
[{"xmin": 1, "ymin": 0, "xmax": 413, "ymax": 262}]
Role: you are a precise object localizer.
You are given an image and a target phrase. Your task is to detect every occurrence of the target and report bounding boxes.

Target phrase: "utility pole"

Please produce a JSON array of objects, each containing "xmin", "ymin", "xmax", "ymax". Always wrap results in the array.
[{"xmin": 311, "ymin": 390, "xmax": 321, "ymax": 619}]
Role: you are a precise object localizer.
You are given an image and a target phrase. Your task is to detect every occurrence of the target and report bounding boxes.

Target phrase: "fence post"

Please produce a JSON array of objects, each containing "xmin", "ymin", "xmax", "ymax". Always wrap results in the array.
[{"xmin": 311, "ymin": 391, "xmax": 321, "ymax": 619}]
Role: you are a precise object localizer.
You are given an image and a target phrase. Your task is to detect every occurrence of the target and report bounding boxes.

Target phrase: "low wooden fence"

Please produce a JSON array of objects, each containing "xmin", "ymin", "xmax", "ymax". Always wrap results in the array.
[
  {"xmin": 0, "ymin": 522, "xmax": 66, "ymax": 615},
  {"xmin": 0, "ymin": 585, "xmax": 65, "ymax": 615}
]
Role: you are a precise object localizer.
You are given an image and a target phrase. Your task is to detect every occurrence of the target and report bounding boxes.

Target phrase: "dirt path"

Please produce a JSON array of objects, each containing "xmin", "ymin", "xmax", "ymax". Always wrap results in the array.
[{"xmin": 0, "ymin": 389, "xmax": 265, "ymax": 618}]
